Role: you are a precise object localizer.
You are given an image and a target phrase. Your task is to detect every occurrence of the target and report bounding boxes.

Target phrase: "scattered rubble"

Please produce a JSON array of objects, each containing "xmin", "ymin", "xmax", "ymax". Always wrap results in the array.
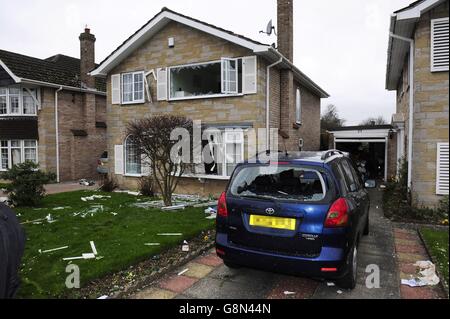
[
  {"xmin": 81, "ymin": 195, "xmax": 111, "ymax": 202},
  {"xmin": 401, "ymin": 260, "xmax": 440, "ymax": 287},
  {"xmin": 39, "ymin": 246, "xmax": 69, "ymax": 254}
]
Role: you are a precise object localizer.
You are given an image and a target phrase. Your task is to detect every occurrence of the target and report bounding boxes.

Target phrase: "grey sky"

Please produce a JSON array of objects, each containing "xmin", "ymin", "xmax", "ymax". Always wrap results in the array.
[{"xmin": 0, "ymin": 0, "xmax": 412, "ymax": 125}]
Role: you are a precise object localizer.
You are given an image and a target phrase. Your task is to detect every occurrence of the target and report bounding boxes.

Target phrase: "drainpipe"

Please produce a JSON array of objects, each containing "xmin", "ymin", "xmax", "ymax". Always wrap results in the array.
[
  {"xmin": 55, "ymin": 86, "xmax": 63, "ymax": 183},
  {"xmin": 389, "ymin": 32, "xmax": 414, "ymax": 189},
  {"xmin": 266, "ymin": 58, "xmax": 283, "ymax": 151}
]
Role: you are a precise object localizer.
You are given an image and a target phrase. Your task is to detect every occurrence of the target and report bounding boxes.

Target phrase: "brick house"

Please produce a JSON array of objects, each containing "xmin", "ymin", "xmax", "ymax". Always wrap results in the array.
[
  {"xmin": 91, "ymin": 3, "xmax": 329, "ymax": 196},
  {"xmin": 0, "ymin": 28, "xmax": 107, "ymax": 182},
  {"xmin": 386, "ymin": 0, "xmax": 449, "ymax": 207}
]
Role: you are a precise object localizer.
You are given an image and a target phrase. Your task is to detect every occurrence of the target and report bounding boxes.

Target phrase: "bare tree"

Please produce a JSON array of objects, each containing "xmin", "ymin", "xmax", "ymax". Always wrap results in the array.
[
  {"xmin": 127, "ymin": 115, "xmax": 193, "ymax": 206},
  {"xmin": 359, "ymin": 116, "xmax": 388, "ymax": 126},
  {"xmin": 321, "ymin": 104, "xmax": 346, "ymax": 131}
]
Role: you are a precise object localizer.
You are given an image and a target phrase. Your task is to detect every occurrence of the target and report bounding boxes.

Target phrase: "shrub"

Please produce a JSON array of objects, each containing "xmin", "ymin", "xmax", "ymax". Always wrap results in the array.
[
  {"xmin": 0, "ymin": 162, "xmax": 55, "ymax": 207},
  {"xmin": 99, "ymin": 175, "xmax": 118, "ymax": 192},
  {"xmin": 139, "ymin": 176, "xmax": 154, "ymax": 197}
]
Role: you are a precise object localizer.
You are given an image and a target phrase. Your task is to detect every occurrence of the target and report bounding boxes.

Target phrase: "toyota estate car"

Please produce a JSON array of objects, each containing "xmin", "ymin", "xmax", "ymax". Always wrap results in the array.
[{"xmin": 215, "ymin": 150, "xmax": 370, "ymax": 289}]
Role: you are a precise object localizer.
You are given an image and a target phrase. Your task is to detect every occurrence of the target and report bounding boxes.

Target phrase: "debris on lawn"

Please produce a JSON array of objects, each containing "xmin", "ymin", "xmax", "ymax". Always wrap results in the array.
[
  {"xmin": 90, "ymin": 241, "xmax": 98, "ymax": 255},
  {"xmin": 81, "ymin": 195, "xmax": 111, "ymax": 202},
  {"xmin": 161, "ymin": 205, "xmax": 186, "ymax": 211},
  {"xmin": 62, "ymin": 242, "xmax": 100, "ymax": 261},
  {"xmin": 401, "ymin": 260, "xmax": 440, "ymax": 287},
  {"xmin": 73, "ymin": 205, "xmax": 105, "ymax": 218},
  {"xmin": 157, "ymin": 233, "xmax": 183, "ymax": 236},
  {"xmin": 204, "ymin": 207, "xmax": 217, "ymax": 215},
  {"xmin": 114, "ymin": 190, "xmax": 141, "ymax": 196},
  {"xmin": 182, "ymin": 240, "xmax": 190, "ymax": 252},
  {"xmin": 79, "ymin": 179, "xmax": 96, "ymax": 186},
  {"xmin": 46, "ymin": 214, "xmax": 57, "ymax": 224},
  {"xmin": 194, "ymin": 201, "xmax": 218, "ymax": 208},
  {"xmin": 39, "ymin": 246, "xmax": 69, "ymax": 254},
  {"xmin": 284, "ymin": 291, "xmax": 296, "ymax": 296},
  {"xmin": 178, "ymin": 268, "xmax": 189, "ymax": 276},
  {"xmin": 52, "ymin": 207, "xmax": 70, "ymax": 211},
  {"xmin": 21, "ymin": 218, "xmax": 46, "ymax": 225},
  {"xmin": 144, "ymin": 243, "xmax": 161, "ymax": 246}
]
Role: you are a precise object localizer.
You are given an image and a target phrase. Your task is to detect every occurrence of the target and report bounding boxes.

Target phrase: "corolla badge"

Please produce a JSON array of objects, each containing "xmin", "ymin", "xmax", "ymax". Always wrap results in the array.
[{"xmin": 265, "ymin": 208, "xmax": 276, "ymax": 215}]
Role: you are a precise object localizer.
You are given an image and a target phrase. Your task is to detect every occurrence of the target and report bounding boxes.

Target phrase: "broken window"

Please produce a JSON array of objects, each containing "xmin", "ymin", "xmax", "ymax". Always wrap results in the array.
[
  {"xmin": 230, "ymin": 166, "xmax": 326, "ymax": 202},
  {"xmin": 122, "ymin": 71, "xmax": 145, "ymax": 104},
  {"xmin": 169, "ymin": 58, "xmax": 242, "ymax": 100}
]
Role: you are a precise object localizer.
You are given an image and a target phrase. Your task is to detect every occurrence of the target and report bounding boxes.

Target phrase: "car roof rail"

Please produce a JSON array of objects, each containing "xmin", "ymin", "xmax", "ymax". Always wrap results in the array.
[{"xmin": 321, "ymin": 150, "xmax": 347, "ymax": 161}]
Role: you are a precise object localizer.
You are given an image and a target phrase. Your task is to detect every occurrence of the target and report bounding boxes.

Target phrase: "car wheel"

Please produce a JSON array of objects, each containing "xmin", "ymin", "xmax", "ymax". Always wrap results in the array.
[
  {"xmin": 363, "ymin": 214, "xmax": 370, "ymax": 236},
  {"xmin": 224, "ymin": 261, "xmax": 241, "ymax": 269},
  {"xmin": 337, "ymin": 244, "xmax": 358, "ymax": 290}
]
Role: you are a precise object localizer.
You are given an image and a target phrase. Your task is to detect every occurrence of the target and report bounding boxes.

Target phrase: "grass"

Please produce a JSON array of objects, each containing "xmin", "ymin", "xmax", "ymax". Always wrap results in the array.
[
  {"xmin": 15, "ymin": 190, "xmax": 215, "ymax": 298},
  {"xmin": 0, "ymin": 182, "xmax": 10, "ymax": 189},
  {"xmin": 420, "ymin": 227, "xmax": 449, "ymax": 287}
]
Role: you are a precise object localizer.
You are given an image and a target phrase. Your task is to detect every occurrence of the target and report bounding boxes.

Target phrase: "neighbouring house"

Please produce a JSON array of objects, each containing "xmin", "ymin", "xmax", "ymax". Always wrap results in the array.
[
  {"xmin": 328, "ymin": 124, "xmax": 398, "ymax": 182},
  {"xmin": 386, "ymin": 0, "xmax": 449, "ymax": 207},
  {"xmin": 91, "ymin": 4, "xmax": 329, "ymax": 196},
  {"xmin": 0, "ymin": 28, "xmax": 107, "ymax": 182}
]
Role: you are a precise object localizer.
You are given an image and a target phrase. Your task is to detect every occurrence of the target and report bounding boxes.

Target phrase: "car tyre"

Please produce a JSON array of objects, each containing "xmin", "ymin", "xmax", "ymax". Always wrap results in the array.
[
  {"xmin": 363, "ymin": 214, "xmax": 370, "ymax": 236},
  {"xmin": 337, "ymin": 244, "xmax": 358, "ymax": 290},
  {"xmin": 224, "ymin": 261, "xmax": 241, "ymax": 269}
]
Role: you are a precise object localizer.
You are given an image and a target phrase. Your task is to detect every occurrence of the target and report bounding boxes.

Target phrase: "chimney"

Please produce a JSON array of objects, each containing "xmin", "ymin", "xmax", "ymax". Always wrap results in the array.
[
  {"xmin": 79, "ymin": 27, "xmax": 96, "ymax": 89},
  {"xmin": 277, "ymin": 0, "xmax": 293, "ymax": 61}
]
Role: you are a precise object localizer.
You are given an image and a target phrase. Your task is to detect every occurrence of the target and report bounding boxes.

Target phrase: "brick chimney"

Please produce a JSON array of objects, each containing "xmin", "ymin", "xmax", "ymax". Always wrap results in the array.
[
  {"xmin": 79, "ymin": 27, "xmax": 96, "ymax": 89},
  {"xmin": 277, "ymin": 0, "xmax": 295, "ymax": 140},
  {"xmin": 277, "ymin": 0, "xmax": 293, "ymax": 61}
]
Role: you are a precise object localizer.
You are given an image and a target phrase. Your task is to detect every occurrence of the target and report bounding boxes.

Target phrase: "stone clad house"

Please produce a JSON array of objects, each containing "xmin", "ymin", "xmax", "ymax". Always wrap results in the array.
[
  {"xmin": 0, "ymin": 29, "xmax": 107, "ymax": 182},
  {"xmin": 386, "ymin": 0, "xmax": 449, "ymax": 207},
  {"xmin": 91, "ymin": 4, "xmax": 329, "ymax": 196}
]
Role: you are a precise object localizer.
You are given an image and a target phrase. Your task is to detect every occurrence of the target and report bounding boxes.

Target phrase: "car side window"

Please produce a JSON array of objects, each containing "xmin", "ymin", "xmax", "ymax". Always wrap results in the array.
[
  {"xmin": 340, "ymin": 160, "xmax": 358, "ymax": 192},
  {"xmin": 332, "ymin": 162, "xmax": 349, "ymax": 195},
  {"xmin": 347, "ymin": 159, "xmax": 363, "ymax": 190}
]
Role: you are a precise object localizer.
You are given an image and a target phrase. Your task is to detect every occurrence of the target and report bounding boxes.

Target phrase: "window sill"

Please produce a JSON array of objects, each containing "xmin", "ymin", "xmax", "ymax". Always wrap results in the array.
[
  {"xmin": 180, "ymin": 174, "xmax": 231, "ymax": 181},
  {"xmin": 124, "ymin": 174, "xmax": 143, "ymax": 178},
  {"xmin": 121, "ymin": 100, "xmax": 145, "ymax": 106},
  {"xmin": 168, "ymin": 93, "xmax": 244, "ymax": 102}
]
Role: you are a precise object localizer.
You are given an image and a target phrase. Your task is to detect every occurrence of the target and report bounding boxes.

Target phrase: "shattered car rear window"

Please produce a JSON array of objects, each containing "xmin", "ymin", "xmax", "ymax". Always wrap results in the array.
[{"xmin": 230, "ymin": 165, "xmax": 326, "ymax": 202}]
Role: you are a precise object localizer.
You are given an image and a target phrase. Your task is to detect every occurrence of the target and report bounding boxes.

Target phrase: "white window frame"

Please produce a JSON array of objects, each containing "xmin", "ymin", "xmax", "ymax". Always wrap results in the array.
[
  {"xmin": 167, "ymin": 59, "xmax": 243, "ymax": 101},
  {"xmin": 295, "ymin": 88, "xmax": 302, "ymax": 125},
  {"xmin": 221, "ymin": 58, "xmax": 239, "ymax": 94},
  {"xmin": 431, "ymin": 17, "xmax": 449, "ymax": 72},
  {"xmin": 0, "ymin": 140, "xmax": 38, "ymax": 171},
  {"xmin": 436, "ymin": 142, "xmax": 449, "ymax": 195},
  {"xmin": 124, "ymin": 135, "xmax": 142, "ymax": 177},
  {"xmin": 121, "ymin": 71, "xmax": 145, "ymax": 105},
  {"xmin": 0, "ymin": 86, "xmax": 38, "ymax": 116}
]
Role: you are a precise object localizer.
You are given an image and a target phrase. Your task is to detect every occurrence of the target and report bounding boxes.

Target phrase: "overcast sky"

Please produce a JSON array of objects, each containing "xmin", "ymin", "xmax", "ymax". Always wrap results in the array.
[{"xmin": 0, "ymin": 0, "xmax": 412, "ymax": 125}]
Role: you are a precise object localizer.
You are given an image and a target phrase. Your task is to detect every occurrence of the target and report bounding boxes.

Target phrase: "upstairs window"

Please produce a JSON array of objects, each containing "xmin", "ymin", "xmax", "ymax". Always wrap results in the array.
[
  {"xmin": 0, "ymin": 87, "xmax": 37, "ymax": 115},
  {"xmin": 122, "ymin": 71, "xmax": 145, "ymax": 104},
  {"xmin": 431, "ymin": 18, "xmax": 449, "ymax": 72}
]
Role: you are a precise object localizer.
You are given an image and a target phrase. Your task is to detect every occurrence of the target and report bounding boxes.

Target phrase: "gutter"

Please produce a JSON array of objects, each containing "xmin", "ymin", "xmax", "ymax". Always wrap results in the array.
[
  {"xmin": 266, "ymin": 58, "xmax": 283, "ymax": 151},
  {"xmin": 55, "ymin": 86, "xmax": 63, "ymax": 183},
  {"xmin": 389, "ymin": 32, "xmax": 414, "ymax": 190}
]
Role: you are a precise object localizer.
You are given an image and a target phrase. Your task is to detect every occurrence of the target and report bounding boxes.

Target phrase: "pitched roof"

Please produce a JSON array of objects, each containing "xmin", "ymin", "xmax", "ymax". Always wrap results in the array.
[
  {"xmin": 91, "ymin": 7, "xmax": 329, "ymax": 98},
  {"xmin": 0, "ymin": 49, "xmax": 106, "ymax": 93}
]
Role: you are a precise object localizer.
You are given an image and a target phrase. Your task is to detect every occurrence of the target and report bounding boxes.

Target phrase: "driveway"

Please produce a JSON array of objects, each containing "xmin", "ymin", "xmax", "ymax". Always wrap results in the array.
[{"xmin": 132, "ymin": 189, "xmax": 401, "ymax": 299}]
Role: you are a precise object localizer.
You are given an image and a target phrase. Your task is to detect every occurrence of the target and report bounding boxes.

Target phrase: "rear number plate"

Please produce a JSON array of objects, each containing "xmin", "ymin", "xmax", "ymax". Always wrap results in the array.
[{"xmin": 249, "ymin": 215, "xmax": 296, "ymax": 231}]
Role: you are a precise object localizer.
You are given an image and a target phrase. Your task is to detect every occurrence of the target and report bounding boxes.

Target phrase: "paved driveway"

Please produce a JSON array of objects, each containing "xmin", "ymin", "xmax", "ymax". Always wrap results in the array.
[{"xmin": 132, "ymin": 190, "xmax": 401, "ymax": 299}]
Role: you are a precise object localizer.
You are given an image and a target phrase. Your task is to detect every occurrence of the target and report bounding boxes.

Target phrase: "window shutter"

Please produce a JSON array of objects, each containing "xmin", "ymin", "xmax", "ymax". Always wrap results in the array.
[
  {"xmin": 111, "ymin": 74, "xmax": 121, "ymax": 104},
  {"xmin": 431, "ymin": 18, "xmax": 449, "ymax": 72},
  {"xmin": 436, "ymin": 143, "xmax": 449, "ymax": 195},
  {"xmin": 156, "ymin": 68, "xmax": 167, "ymax": 101},
  {"xmin": 114, "ymin": 145, "xmax": 124, "ymax": 175},
  {"xmin": 242, "ymin": 56, "xmax": 257, "ymax": 94}
]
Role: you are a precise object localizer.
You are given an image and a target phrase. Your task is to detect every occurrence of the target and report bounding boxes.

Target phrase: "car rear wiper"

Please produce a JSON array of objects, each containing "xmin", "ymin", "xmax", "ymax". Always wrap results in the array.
[{"xmin": 239, "ymin": 194, "xmax": 275, "ymax": 201}]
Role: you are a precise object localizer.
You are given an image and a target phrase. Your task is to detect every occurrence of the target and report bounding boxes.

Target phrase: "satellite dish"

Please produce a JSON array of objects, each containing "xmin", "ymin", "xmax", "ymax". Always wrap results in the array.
[
  {"xmin": 260, "ymin": 19, "xmax": 276, "ymax": 36},
  {"xmin": 266, "ymin": 20, "xmax": 273, "ymax": 35}
]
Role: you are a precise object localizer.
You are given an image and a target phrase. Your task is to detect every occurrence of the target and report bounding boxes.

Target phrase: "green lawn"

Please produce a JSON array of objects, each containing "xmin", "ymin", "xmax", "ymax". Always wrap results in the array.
[
  {"xmin": 15, "ymin": 190, "xmax": 215, "ymax": 298},
  {"xmin": 420, "ymin": 227, "xmax": 449, "ymax": 287}
]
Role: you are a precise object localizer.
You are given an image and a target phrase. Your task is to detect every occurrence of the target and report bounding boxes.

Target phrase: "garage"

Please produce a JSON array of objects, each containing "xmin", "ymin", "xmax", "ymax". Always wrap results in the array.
[{"xmin": 328, "ymin": 125, "xmax": 398, "ymax": 182}]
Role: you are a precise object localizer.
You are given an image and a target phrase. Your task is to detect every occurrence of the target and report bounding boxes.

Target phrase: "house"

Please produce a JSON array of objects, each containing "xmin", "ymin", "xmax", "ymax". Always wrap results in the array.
[
  {"xmin": 386, "ymin": 0, "xmax": 449, "ymax": 207},
  {"xmin": 91, "ymin": 3, "xmax": 329, "ymax": 196},
  {"xmin": 328, "ymin": 124, "xmax": 398, "ymax": 182},
  {"xmin": 0, "ymin": 28, "xmax": 107, "ymax": 182}
]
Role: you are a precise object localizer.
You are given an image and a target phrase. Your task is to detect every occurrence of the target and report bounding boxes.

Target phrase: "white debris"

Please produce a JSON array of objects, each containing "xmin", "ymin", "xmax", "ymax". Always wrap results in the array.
[
  {"xmin": 46, "ymin": 214, "xmax": 56, "ymax": 223},
  {"xmin": 52, "ymin": 207, "xmax": 69, "ymax": 211},
  {"xmin": 157, "ymin": 233, "xmax": 183, "ymax": 236},
  {"xmin": 39, "ymin": 246, "xmax": 69, "ymax": 254},
  {"xmin": 337, "ymin": 290, "xmax": 343, "ymax": 294},
  {"xmin": 81, "ymin": 195, "xmax": 111, "ymax": 202},
  {"xmin": 161, "ymin": 205, "xmax": 186, "ymax": 211},
  {"xmin": 401, "ymin": 261, "xmax": 440, "ymax": 287},
  {"xmin": 82, "ymin": 253, "xmax": 96, "ymax": 260},
  {"xmin": 178, "ymin": 269, "xmax": 189, "ymax": 276},
  {"xmin": 90, "ymin": 241, "xmax": 98, "ymax": 255},
  {"xmin": 110, "ymin": 212, "xmax": 118, "ymax": 216},
  {"xmin": 21, "ymin": 218, "xmax": 46, "ymax": 225},
  {"xmin": 182, "ymin": 240, "xmax": 190, "ymax": 252},
  {"xmin": 206, "ymin": 214, "xmax": 217, "ymax": 220},
  {"xmin": 327, "ymin": 282, "xmax": 335, "ymax": 287},
  {"xmin": 97, "ymin": 295, "xmax": 109, "ymax": 299},
  {"xmin": 144, "ymin": 243, "xmax": 161, "ymax": 246},
  {"xmin": 283, "ymin": 291, "xmax": 296, "ymax": 295},
  {"xmin": 0, "ymin": 197, "xmax": 8, "ymax": 203},
  {"xmin": 204, "ymin": 207, "xmax": 217, "ymax": 215}
]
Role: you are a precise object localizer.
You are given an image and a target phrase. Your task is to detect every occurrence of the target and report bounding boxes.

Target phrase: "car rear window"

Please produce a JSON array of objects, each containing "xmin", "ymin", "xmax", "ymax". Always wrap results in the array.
[{"xmin": 230, "ymin": 165, "xmax": 326, "ymax": 202}]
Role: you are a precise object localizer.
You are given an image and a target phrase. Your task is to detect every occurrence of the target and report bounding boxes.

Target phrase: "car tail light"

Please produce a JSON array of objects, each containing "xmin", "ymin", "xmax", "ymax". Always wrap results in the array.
[
  {"xmin": 324, "ymin": 198, "xmax": 349, "ymax": 228},
  {"xmin": 216, "ymin": 248, "xmax": 225, "ymax": 256},
  {"xmin": 217, "ymin": 192, "xmax": 228, "ymax": 218},
  {"xmin": 321, "ymin": 267, "xmax": 338, "ymax": 272}
]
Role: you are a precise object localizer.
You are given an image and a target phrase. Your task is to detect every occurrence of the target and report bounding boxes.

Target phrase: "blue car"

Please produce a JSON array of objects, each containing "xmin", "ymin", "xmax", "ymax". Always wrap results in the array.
[{"xmin": 215, "ymin": 150, "xmax": 370, "ymax": 289}]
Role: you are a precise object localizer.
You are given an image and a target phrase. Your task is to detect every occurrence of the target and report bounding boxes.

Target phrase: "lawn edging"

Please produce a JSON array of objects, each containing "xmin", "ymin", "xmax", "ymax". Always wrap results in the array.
[{"xmin": 418, "ymin": 228, "xmax": 449, "ymax": 297}]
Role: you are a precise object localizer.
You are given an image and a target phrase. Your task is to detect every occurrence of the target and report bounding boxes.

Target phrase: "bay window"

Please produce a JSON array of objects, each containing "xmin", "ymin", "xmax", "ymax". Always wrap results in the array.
[
  {"xmin": 122, "ymin": 71, "xmax": 145, "ymax": 104},
  {"xmin": 0, "ymin": 87, "xmax": 38, "ymax": 115},
  {"xmin": 0, "ymin": 140, "xmax": 38, "ymax": 171}
]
